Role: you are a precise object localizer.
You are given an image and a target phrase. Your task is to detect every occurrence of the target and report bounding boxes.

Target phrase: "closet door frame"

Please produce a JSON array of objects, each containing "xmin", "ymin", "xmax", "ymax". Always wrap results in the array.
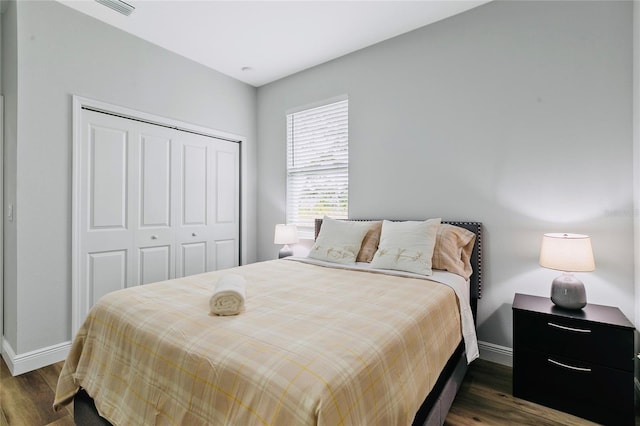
[{"xmin": 71, "ymin": 95, "xmax": 247, "ymax": 336}]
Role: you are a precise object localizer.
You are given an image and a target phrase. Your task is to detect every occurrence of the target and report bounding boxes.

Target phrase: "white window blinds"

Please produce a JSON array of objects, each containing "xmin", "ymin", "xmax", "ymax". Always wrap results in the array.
[{"xmin": 286, "ymin": 99, "xmax": 348, "ymax": 238}]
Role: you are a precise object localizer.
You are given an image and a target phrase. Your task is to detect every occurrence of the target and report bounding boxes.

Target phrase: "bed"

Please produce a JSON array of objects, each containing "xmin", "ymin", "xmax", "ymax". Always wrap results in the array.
[{"xmin": 54, "ymin": 218, "xmax": 483, "ymax": 426}]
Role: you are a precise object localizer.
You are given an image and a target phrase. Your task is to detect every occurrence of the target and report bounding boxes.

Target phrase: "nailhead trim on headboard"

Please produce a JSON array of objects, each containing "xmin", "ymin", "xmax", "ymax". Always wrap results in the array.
[{"xmin": 443, "ymin": 221, "xmax": 483, "ymax": 301}]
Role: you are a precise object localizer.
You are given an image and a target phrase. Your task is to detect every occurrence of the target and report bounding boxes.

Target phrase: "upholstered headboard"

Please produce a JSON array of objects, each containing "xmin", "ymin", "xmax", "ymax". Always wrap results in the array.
[{"xmin": 314, "ymin": 218, "xmax": 483, "ymax": 321}]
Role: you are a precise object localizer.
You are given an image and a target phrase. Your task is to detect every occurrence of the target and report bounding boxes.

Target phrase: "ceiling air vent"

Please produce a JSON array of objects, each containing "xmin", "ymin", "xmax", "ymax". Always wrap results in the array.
[{"xmin": 95, "ymin": 0, "xmax": 135, "ymax": 16}]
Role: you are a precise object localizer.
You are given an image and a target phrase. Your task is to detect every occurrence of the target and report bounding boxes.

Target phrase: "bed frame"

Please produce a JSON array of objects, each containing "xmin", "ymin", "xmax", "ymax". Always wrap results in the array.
[
  {"xmin": 73, "ymin": 219, "xmax": 483, "ymax": 426},
  {"xmin": 314, "ymin": 219, "xmax": 483, "ymax": 426}
]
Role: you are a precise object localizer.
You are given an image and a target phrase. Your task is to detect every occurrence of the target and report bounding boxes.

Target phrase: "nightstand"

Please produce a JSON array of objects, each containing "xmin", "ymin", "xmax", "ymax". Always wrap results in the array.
[{"xmin": 512, "ymin": 293, "xmax": 635, "ymax": 425}]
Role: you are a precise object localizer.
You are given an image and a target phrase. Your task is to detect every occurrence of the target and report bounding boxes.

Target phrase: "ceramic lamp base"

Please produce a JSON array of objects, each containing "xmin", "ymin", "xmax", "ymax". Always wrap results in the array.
[
  {"xmin": 550, "ymin": 272, "xmax": 587, "ymax": 310},
  {"xmin": 278, "ymin": 245, "xmax": 293, "ymax": 259}
]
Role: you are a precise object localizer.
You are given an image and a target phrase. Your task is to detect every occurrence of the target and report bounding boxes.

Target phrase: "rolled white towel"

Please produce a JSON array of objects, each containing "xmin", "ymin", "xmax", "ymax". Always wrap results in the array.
[{"xmin": 209, "ymin": 274, "xmax": 246, "ymax": 316}]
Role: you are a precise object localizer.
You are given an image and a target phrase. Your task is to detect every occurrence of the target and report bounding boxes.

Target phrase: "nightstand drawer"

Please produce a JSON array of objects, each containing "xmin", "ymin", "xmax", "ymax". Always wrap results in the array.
[
  {"xmin": 514, "ymin": 310, "xmax": 633, "ymax": 371},
  {"xmin": 513, "ymin": 349, "xmax": 634, "ymax": 425}
]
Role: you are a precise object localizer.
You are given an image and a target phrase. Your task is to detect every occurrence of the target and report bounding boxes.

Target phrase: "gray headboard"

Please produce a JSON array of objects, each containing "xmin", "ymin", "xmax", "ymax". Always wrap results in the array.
[{"xmin": 314, "ymin": 219, "xmax": 483, "ymax": 321}]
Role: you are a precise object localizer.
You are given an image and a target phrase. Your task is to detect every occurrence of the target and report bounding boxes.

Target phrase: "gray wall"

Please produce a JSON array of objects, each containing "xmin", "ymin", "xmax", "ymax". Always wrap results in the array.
[
  {"xmin": 4, "ymin": 0, "xmax": 257, "ymax": 355},
  {"xmin": 2, "ymin": 0, "xmax": 17, "ymax": 349},
  {"xmin": 0, "ymin": 0, "xmax": 4, "ymax": 348},
  {"xmin": 257, "ymin": 0, "xmax": 634, "ymax": 350}
]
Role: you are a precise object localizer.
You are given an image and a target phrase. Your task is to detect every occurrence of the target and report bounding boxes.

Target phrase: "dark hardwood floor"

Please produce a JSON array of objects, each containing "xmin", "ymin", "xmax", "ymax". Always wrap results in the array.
[
  {"xmin": 1, "ymin": 358, "xmax": 73, "ymax": 426},
  {"xmin": 0, "ymin": 357, "xmax": 635, "ymax": 425}
]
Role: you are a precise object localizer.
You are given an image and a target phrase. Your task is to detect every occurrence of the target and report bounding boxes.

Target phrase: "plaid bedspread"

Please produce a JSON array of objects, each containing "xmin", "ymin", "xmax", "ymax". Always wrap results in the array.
[{"xmin": 54, "ymin": 259, "xmax": 463, "ymax": 425}]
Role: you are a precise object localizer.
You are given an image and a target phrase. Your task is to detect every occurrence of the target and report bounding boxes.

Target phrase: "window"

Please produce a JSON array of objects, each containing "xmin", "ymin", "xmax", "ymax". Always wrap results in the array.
[{"xmin": 286, "ymin": 98, "xmax": 348, "ymax": 239}]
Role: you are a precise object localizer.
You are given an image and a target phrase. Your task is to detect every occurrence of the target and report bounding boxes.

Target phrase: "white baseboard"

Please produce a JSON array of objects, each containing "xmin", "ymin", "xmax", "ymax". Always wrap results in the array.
[
  {"xmin": 478, "ymin": 340, "xmax": 513, "ymax": 367},
  {"xmin": 2, "ymin": 337, "xmax": 71, "ymax": 376}
]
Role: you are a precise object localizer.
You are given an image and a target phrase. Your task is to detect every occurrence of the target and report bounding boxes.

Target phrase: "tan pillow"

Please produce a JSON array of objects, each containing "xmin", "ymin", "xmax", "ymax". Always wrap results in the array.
[
  {"xmin": 432, "ymin": 224, "xmax": 476, "ymax": 279},
  {"xmin": 356, "ymin": 221, "xmax": 382, "ymax": 262}
]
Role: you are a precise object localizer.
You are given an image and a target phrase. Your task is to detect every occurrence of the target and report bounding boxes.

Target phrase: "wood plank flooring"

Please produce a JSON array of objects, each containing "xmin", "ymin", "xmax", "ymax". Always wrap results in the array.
[
  {"xmin": 0, "ymin": 357, "xmax": 635, "ymax": 425},
  {"xmin": 1, "ymin": 359, "xmax": 73, "ymax": 426}
]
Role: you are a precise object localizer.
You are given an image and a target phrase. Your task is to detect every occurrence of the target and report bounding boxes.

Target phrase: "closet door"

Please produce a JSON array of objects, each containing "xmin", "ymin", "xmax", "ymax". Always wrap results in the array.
[
  {"xmin": 79, "ymin": 111, "xmax": 135, "ymax": 308},
  {"xmin": 174, "ymin": 132, "xmax": 240, "ymax": 277},
  {"xmin": 76, "ymin": 108, "xmax": 240, "ymax": 330},
  {"xmin": 174, "ymin": 132, "xmax": 210, "ymax": 277},
  {"xmin": 133, "ymin": 124, "xmax": 175, "ymax": 285},
  {"xmin": 209, "ymin": 138, "xmax": 240, "ymax": 270}
]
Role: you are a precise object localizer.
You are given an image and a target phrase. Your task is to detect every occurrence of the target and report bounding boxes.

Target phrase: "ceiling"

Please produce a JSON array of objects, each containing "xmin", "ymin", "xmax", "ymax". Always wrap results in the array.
[{"xmin": 58, "ymin": 0, "xmax": 491, "ymax": 87}]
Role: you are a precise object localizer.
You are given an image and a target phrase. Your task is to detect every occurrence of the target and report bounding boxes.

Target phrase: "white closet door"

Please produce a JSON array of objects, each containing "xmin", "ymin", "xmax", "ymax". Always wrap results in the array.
[
  {"xmin": 133, "ymin": 124, "xmax": 176, "ymax": 285},
  {"xmin": 210, "ymin": 138, "xmax": 240, "ymax": 270},
  {"xmin": 174, "ymin": 132, "xmax": 240, "ymax": 277},
  {"xmin": 174, "ymin": 132, "xmax": 210, "ymax": 277},
  {"xmin": 79, "ymin": 111, "xmax": 135, "ymax": 308},
  {"xmin": 76, "ymin": 108, "xmax": 240, "ymax": 328}
]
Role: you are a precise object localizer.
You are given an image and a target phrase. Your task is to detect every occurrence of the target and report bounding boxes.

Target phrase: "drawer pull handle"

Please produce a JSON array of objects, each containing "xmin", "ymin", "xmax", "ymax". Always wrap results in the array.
[
  {"xmin": 548, "ymin": 358, "xmax": 592, "ymax": 373},
  {"xmin": 548, "ymin": 322, "xmax": 591, "ymax": 333}
]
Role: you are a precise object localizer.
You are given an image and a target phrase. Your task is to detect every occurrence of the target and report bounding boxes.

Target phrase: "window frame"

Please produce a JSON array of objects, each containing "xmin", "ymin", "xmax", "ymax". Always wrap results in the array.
[{"xmin": 285, "ymin": 96, "xmax": 349, "ymax": 239}]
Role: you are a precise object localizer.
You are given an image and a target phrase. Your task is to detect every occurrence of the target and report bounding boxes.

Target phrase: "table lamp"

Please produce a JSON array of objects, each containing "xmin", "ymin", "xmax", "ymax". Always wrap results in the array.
[
  {"xmin": 274, "ymin": 224, "xmax": 299, "ymax": 258},
  {"xmin": 539, "ymin": 233, "xmax": 595, "ymax": 310}
]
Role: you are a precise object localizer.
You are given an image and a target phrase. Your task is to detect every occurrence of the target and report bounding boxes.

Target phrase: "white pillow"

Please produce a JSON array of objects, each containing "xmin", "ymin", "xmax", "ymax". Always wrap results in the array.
[
  {"xmin": 370, "ymin": 218, "xmax": 442, "ymax": 275},
  {"xmin": 308, "ymin": 217, "xmax": 371, "ymax": 264}
]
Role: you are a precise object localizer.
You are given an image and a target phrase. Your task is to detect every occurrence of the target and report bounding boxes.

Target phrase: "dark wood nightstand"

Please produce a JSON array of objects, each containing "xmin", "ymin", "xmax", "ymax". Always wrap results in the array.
[{"xmin": 512, "ymin": 293, "xmax": 635, "ymax": 425}]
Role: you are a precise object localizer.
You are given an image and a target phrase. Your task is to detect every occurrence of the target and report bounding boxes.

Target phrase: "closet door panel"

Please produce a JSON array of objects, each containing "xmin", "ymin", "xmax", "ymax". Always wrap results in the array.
[
  {"xmin": 139, "ymin": 245, "xmax": 171, "ymax": 285},
  {"xmin": 89, "ymin": 125, "xmax": 128, "ymax": 229},
  {"xmin": 83, "ymin": 120, "xmax": 132, "ymax": 263},
  {"xmin": 209, "ymin": 141, "xmax": 240, "ymax": 268},
  {"xmin": 79, "ymin": 111, "xmax": 136, "ymax": 330},
  {"xmin": 215, "ymin": 150, "xmax": 236, "ymax": 224},
  {"xmin": 180, "ymin": 242, "xmax": 207, "ymax": 277},
  {"xmin": 175, "ymin": 133, "xmax": 211, "ymax": 277},
  {"xmin": 133, "ymin": 126, "xmax": 175, "ymax": 285},
  {"xmin": 182, "ymin": 143, "xmax": 208, "ymax": 226},
  {"xmin": 87, "ymin": 250, "xmax": 127, "ymax": 306},
  {"xmin": 140, "ymin": 134, "xmax": 171, "ymax": 228},
  {"xmin": 214, "ymin": 239, "xmax": 236, "ymax": 271}
]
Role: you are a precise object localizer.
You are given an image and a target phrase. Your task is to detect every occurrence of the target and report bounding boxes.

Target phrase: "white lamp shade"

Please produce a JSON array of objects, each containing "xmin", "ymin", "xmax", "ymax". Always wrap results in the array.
[
  {"xmin": 274, "ymin": 224, "xmax": 299, "ymax": 245},
  {"xmin": 539, "ymin": 233, "xmax": 595, "ymax": 272}
]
